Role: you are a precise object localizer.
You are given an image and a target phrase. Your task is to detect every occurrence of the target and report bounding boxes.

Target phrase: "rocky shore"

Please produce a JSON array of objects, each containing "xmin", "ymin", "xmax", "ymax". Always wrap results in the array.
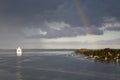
[{"xmin": 75, "ymin": 48, "xmax": 120, "ymax": 62}]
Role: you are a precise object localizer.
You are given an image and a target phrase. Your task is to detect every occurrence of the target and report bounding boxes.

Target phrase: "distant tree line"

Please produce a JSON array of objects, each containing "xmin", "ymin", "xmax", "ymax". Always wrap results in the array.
[{"xmin": 75, "ymin": 48, "xmax": 120, "ymax": 61}]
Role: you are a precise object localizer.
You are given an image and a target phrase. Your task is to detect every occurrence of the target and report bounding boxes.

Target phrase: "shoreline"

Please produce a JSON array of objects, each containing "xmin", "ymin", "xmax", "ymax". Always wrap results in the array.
[{"xmin": 75, "ymin": 48, "xmax": 120, "ymax": 62}]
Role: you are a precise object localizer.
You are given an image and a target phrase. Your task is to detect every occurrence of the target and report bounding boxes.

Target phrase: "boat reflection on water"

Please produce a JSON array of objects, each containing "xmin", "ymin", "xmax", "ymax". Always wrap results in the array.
[{"xmin": 16, "ymin": 57, "xmax": 23, "ymax": 80}]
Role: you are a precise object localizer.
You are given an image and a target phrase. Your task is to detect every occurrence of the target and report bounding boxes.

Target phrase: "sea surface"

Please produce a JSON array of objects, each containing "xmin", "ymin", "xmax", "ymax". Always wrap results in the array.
[{"xmin": 0, "ymin": 50, "xmax": 119, "ymax": 80}]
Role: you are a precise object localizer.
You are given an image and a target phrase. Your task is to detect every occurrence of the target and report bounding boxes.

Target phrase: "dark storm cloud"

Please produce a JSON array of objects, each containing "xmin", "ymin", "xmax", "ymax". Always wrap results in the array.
[
  {"xmin": 0, "ymin": 0, "xmax": 65, "ymax": 28},
  {"xmin": 22, "ymin": 22, "xmax": 103, "ymax": 39},
  {"xmin": 106, "ymin": 27, "xmax": 120, "ymax": 31},
  {"xmin": 25, "ymin": 27, "xmax": 87, "ymax": 39},
  {"xmin": 101, "ymin": 17, "xmax": 120, "ymax": 31},
  {"xmin": 0, "ymin": 0, "xmax": 120, "ymax": 39},
  {"xmin": 83, "ymin": 0, "xmax": 120, "ymax": 26},
  {"xmin": 0, "ymin": 0, "xmax": 64, "ymax": 15}
]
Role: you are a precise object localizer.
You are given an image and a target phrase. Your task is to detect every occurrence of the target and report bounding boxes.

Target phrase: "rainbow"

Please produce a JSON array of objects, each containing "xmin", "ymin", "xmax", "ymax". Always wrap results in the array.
[{"xmin": 73, "ymin": 0, "xmax": 94, "ymax": 34}]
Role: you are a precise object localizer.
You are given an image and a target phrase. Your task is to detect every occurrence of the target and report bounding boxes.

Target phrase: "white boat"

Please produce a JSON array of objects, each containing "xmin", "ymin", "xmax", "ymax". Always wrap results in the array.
[{"xmin": 16, "ymin": 47, "xmax": 22, "ymax": 56}]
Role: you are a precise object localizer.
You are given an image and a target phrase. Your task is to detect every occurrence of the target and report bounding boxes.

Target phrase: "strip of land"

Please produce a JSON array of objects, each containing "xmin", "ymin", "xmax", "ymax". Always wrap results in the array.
[{"xmin": 75, "ymin": 48, "xmax": 120, "ymax": 62}]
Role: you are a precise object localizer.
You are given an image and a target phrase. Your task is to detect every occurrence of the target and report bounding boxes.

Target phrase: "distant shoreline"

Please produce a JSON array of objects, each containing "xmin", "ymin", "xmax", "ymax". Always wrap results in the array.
[{"xmin": 0, "ymin": 49, "xmax": 75, "ymax": 52}]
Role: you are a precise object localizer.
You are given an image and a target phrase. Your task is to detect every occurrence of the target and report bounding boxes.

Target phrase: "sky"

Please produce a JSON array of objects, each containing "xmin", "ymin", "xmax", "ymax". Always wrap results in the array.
[{"xmin": 0, "ymin": 0, "xmax": 120, "ymax": 49}]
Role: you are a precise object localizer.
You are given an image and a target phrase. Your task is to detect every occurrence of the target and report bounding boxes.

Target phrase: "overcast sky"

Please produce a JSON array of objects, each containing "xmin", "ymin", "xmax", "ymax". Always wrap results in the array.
[{"xmin": 0, "ymin": 0, "xmax": 120, "ymax": 49}]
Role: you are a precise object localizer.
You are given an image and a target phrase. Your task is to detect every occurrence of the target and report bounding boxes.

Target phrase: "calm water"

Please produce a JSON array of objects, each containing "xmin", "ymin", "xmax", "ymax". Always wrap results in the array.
[{"xmin": 0, "ymin": 51, "xmax": 119, "ymax": 80}]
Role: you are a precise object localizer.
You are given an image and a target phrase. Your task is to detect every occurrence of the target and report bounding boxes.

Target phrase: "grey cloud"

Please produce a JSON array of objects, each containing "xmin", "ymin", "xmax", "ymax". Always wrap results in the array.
[
  {"xmin": 101, "ymin": 18, "xmax": 120, "ymax": 31},
  {"xmin": 106, "ymin": 27, "xmax": 120, "ymax": 31},
  {"xmin": 45, "ymin": 27, "xmax": 86, "ymax": 38},
  {"xmin": 96, "ymin": 38, "xmax": 120, "ymax": 45},
  {"xmin": 22, "ymin": 27, "xmax": 47, "ymax": 37},
  {"xmin": 91, "ymin": 27, "xmax": 103, "ymax": 35},
  {"xmin": 23, "ymin": 21, "xmax": 88, "ymax": 38}
]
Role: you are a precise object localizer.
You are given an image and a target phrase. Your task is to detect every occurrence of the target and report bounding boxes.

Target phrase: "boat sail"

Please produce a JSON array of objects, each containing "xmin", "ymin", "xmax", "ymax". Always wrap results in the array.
[{"xmin": 16, "ymin": 47, "xmax": 22, "ymax": 56}]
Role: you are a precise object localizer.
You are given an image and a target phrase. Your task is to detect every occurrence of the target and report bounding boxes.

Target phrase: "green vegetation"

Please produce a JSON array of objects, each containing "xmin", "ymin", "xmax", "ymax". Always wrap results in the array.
[{"xmin": 75, "ymin": 48, "xmax": 120, "ymax": 62}]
